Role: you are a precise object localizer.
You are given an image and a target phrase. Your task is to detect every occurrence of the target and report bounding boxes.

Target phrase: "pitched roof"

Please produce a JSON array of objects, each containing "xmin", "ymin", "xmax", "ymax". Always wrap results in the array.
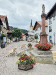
[
  {"xmin": 0, "ymin": 15, "xmax": 9, "ymax": 30},
  {"xmin": 0, "ymin": 19, "xmax": 3, "ymax": 25},
  {"xmin": 37, "ymin": 20, "xmax": 48, "ymax": 26},
  {"xmin": 0, "ymin": 15, "xmax": 7, "ymax": 22},
  {"xmin": 46, "ymin": 3, "xmax": 56, "ymax": 19}
]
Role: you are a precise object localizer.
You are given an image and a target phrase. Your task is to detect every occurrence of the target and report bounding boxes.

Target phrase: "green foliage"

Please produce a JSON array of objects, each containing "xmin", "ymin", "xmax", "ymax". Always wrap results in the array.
[
  {"xmin": 12, "ymin": 28, "xmax": 22, "ymax": 38},
  {"xmin": 9, "ymin": 26, "xmax": 28, "ymax": 34},
  {"xmin": 34, "ymin": 35, "xmax": 38, "ymax": 39},
  {"xmin": 9, "ymin": 36, "xmax": 12, "ymax": 40},
  {"xmin": 18, "ymin": 38, "xmax": 20, "ymax": 41},
  {"xmin": 21, "ymin": 29, "xmax": 28, "ymax": 34},
  {"xmin": 1, "ymin": 33, "xmax": 6, "ymax": 40}
]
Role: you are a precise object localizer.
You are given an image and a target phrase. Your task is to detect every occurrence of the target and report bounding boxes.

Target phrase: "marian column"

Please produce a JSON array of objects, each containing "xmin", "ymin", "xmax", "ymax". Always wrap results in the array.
[{"xmin": 40, "ymin": 4, "xmax": 47, "ymax": 44}]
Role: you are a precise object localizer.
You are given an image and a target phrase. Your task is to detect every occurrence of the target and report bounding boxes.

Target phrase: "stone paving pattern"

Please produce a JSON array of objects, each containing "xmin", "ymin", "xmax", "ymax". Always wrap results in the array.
[{"xmin": 0, "ymin": 41, "xmax": 56, "ymax": 75}]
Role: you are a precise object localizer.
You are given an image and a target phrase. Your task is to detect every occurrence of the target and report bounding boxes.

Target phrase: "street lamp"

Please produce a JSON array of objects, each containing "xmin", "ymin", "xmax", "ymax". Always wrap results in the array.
[{"xmin": 0, "ymin": 19, "xmax": 3, "ymax": 47}]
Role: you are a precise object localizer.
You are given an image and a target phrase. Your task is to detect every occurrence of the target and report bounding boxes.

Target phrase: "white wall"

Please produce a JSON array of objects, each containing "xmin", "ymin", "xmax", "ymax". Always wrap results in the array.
[
  {"xmin": 47, "ymin": 16, "xmax": 56, "ymax": 43},
  {"xmin": 2, "ymin": 20, "xmax": 7, "ymax": 29},
  {"xmin": 52, "ymin": 16, "xmax": 56, "ymax": 43},
  {"xmin": 34, "ymin": 27, "xmax": 48, "ymax": 41}
]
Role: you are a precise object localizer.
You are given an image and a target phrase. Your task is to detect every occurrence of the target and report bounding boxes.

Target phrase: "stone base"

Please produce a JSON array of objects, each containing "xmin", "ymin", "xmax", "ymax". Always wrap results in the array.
[
  {"xmin": 29, "ymin": 49, "xmax": 53, "ymax": 64},
  {"xmin": 18, "ymin": 63, "xmax": 33, "ymax": 71}
]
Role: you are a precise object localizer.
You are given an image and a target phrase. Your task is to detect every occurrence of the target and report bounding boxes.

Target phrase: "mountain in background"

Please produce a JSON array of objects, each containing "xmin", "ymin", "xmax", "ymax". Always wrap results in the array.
[{"xmin": 9, "ymin": 26, "xmax": 28, "ymax": 34}]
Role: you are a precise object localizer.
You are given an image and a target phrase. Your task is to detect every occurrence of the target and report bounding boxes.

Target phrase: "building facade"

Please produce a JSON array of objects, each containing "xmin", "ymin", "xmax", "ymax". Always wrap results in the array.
[
  {"xmin": 46, "ymin": 3, "xmax": 56, "ymax": 44},
  {"xmin": 0, "ymin": 15, "xmax": 9, "ymax": 34},
  {"xmin": 33, "ymin": 20, "xmax": 48, "ymax": 42}
]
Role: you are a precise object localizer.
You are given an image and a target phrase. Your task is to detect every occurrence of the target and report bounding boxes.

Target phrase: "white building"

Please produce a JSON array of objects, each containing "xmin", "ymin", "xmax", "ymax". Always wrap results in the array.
[
  {"xmin": 33, "ymin": 20, "xmax": 48, "ymax": 42},
  {"xmin": 46, "ymin": 3, "xmax": 56, "ymax": 44},
  {"xmin": 0, "ymin": 15, "xmax": 9, "ymax": 34}
]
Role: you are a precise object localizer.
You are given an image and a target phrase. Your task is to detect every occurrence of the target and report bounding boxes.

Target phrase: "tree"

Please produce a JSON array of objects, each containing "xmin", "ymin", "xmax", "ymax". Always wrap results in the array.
[
  {"xmin": 1, "ymin": 33, "xmax": 6, "ymax": 40},
  {"xmin": 34, "ymin": 35, "xmax": 38, "ymax": 42},
  {"xmin": 12, "ymin": 28, "xmax": 22, "ymax": 39}
]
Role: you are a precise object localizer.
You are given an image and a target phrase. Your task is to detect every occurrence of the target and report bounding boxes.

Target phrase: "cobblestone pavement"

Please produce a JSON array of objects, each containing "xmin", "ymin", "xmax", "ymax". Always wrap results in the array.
[{"xmin": 0, "ymin": 41, "xmax": 56, "ymax": 75}]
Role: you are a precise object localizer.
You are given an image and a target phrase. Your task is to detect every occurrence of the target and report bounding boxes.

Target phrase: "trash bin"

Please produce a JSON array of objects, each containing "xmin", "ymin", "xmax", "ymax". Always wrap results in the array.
[{"xmin": 1, "ymin": 44, "xmax": 5, "ymax": 48}]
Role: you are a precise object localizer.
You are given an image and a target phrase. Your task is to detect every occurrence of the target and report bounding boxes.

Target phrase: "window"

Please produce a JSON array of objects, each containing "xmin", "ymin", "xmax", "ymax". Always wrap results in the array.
[
  {"xmin": 49, "ymin": 17, "xmax": 52, "ymax": 25},
  {"xmin": 49, "ymin": 26, "xmax": 52, "ymax": 32}
]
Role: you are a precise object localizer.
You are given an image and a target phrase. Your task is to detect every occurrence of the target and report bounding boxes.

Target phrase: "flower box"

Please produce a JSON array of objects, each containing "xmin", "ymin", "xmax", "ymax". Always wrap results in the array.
[
  {"xmin": 28, "ymin": 43, "xmax": 32, "ymax": 48},
  {"xmin": 16, "ymin": 54, "xmax": 36, "ymax": 71},
  {"xmin": 35, "ymin": 44, "xmax": 53, "ymax": 51}
]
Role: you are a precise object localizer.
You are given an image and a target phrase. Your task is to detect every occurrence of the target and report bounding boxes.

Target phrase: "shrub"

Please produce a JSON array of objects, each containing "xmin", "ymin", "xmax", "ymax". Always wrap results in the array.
[
  {"xmin": 1, "ymin": 33, "xmax": 6, "ymax": 40},
  {"xmin": 35, "ymin": 44, "xmax": 53, "ymax": 51},
  {"xmin": 9, "ymin": 36, "xmax": 12, "ymax": 40},
  {"xmin": 34, "ymin": 35, "xmax": 38, "ymax": 39}
]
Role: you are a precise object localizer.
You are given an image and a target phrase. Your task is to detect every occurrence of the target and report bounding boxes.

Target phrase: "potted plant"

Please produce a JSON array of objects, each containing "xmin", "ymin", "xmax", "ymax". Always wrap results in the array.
[
  {"xmin": 28, "ymin": 43, "xmax": 32, "ymax": 48},
  {"xmin": 35, "ymin": 44, "xmax": 53, "ymax": 51},
  {"xmin": 34, "ymin": 35, "xmax": 38, "ymax": 42},
  {"xmin": 16, "ymin": 54, "xmax": 36, "ymax": 71}
]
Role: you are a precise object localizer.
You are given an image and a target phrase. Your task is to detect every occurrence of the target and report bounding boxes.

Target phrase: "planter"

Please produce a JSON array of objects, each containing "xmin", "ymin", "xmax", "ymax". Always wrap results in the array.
[
  {"xmin": 18, "ymin": 63, "xmax": 33, "ymax": 71},
  {"xmin": 37, "ymin": 48, "xmax": 51, "ymax": 51},
  {"xmin": 35, "ymin": 44, "xmax": 53, "ymax": 51},
  {"xmin": 28, "ymin": 46, "xmax": 32, "ymax": 48}
]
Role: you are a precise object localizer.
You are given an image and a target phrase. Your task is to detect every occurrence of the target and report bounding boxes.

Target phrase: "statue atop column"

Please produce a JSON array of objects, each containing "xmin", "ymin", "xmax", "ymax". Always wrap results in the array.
[{"xmin": 42, "ymin": 4, "xmax": 45, "ymax": 14}]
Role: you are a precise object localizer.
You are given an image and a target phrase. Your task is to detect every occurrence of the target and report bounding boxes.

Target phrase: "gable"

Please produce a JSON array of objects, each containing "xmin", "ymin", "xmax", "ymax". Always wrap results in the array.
[
  {"xmin": 46, "ymin": 3, "xmax": 56, "ymax": 19},
  {"xmin": 0, "ymin": 15, "xmax": 9, "ymax": 30},
  {"xmin": 33, "ymin": 22, "xmax": 41, "ymax": 30}
]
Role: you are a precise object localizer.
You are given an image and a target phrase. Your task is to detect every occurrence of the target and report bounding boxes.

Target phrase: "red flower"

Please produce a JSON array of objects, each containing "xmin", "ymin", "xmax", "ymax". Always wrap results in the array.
[
  {"xmin": 25, "ymin": 56, "xmax": 27, "ymax": 59},
  {"xmin": 28, "ymin": 56, "xmax": 29, "ymax": 58},
  {"xmin": 29, "ymin": 61, "xmax": 30, "ymax": 62},
  {"xmin": 31, "ymin": 64, "xmax": 33, "ymax": 66}
]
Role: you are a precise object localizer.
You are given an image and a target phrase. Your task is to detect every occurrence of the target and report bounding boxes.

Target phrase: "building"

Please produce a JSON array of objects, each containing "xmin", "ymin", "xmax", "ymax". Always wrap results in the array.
[
  {"xmin": 46, "ymin": 3, "xmax": 56, "ymax": 44},
  {"xmin": 29, "ymin": 19, "xmax": 33, "ymax": 31},
  {"xmin": 28, "ymin": 19, "xmax": 34, "ymax": 36},
  {"xmin": 7, "ymin": 30, "xmax": 12, "ymax": 38},
  {"xmin": 0, "ymin": 15, "xmax": 9, "ymax": 34},
  {"xmin": 33, "ymin": 20, "xmax": 48, "ymax": 41}
]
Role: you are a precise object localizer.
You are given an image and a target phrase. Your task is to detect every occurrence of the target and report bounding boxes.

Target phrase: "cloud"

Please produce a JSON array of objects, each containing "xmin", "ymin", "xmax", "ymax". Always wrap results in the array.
[{"xmin": 0, "ymin": 0, "xmax": 56, "ymax": 30}]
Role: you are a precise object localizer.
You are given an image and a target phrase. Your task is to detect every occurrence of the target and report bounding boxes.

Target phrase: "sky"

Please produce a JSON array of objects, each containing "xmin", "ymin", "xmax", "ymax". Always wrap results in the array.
[{"xmin": 0, "ymin": 0, "xmax": 56, "ymax": 30}]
